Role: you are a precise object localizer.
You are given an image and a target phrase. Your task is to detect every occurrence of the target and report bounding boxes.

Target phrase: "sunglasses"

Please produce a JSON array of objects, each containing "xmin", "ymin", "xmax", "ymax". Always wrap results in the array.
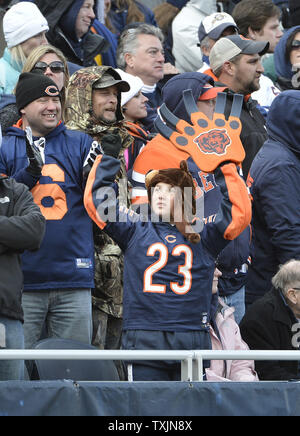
[
  {"xmin": 291, "ymin": 40, "xmax": 300, "ymax": 50},
  {"xmin": 33, "ymin": 61, "xmax": 65, "ymax": 73}
]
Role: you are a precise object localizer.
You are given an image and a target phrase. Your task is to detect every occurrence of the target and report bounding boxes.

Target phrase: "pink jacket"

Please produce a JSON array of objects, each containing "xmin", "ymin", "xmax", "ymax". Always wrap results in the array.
[{"xmin": 206, "ymin": 299, "xmax": 259, "ymax": 382}]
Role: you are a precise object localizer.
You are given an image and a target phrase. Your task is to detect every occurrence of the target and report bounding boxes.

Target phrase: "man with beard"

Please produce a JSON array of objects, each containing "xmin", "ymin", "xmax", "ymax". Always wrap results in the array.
[
  {"xmin": 204, "ymin": 34, "xmax": 269, "ymax": 179},
  {"xmin": 65, "ymin": 66, "xmax": 131, "ymax": 379}
]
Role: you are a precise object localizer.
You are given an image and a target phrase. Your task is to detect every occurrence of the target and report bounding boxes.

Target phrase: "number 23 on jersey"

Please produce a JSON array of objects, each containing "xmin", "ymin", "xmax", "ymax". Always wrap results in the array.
[{"xmin": 143, "ymin": 242, "xmax": 193, "ymax": 295}]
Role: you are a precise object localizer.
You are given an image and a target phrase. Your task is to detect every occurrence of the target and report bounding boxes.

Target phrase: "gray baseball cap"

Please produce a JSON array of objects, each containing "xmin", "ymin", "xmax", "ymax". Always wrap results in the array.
[
  {"xmin": 210, "ymin": 34, "xmax": 269, "ymax": 73},
  {"xmin": 93, "ymin": 70, "xmax": 130, "ymax": 92}
]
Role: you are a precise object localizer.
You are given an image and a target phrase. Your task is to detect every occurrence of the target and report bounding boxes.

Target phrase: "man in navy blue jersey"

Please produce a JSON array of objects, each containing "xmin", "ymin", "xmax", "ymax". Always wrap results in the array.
[{"xmin": 0, "ymin": 72, "xmax": 97, "ymax": 364}]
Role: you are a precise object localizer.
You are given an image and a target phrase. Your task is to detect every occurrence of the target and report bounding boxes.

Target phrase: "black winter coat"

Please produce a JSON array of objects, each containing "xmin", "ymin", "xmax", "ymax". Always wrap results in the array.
[
  {"xmin": 240, "ymin": 288, "xmax": 300, "ymax": 381},
  {"xmin": 0, "ymin": 175, "xmax": 45, "ymax": 322},
  {"xmin": 33, "ymin": 0, "xmax": 109, "ymax": 66},
  {"xmin": 224, "ymin": 92, "xmax": 268, "ymax": 180}
]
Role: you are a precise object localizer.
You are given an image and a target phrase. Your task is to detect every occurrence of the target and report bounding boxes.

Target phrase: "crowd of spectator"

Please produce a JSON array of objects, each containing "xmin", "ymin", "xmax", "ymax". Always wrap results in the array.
[{"xmin": 0, "ymin": 0, "xmax": 300, "ymax": 384}]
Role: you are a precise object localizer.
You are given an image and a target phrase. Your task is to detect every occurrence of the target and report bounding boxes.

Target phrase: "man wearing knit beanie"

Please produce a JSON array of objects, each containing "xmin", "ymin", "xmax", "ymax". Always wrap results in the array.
[
  {"xmin": 15, "ymin": 72, "xmax": 61, "ymax": 137},
  {"xmin": 0, "ymin": 68, "xmax": 101, "ymax": 367}
]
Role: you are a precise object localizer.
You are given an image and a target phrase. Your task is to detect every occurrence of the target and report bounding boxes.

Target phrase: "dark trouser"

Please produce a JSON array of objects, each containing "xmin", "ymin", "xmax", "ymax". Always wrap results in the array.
[
  {"xmin": 122, "ymin": 329, "xmax": 211, "ymax": 381},
  {"xmin": 92, "ymin": 306, "xmax": 125, "ymax": 380}
]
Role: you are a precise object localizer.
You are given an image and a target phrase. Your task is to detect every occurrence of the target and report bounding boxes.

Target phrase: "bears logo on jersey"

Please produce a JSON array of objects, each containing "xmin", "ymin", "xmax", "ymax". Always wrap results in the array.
[{"xmin": 193, "ymin": 129, "xmax": 231, "ymax": 155}]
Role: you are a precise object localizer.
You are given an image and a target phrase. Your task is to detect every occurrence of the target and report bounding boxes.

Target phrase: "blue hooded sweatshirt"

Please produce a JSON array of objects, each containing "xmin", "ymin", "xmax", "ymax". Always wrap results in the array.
[
  {"xmin": 160, "ymin": 72, "xmax": 251, "ymax": 296},
  {"xmin": 274, "ymin": 25, "xmax": 300, "ymax": 82},
  {"xmin": 58, "ymin": 0, "xmax": 95, "ymax": 61},
  {"xmin": 246, "ymin": 90, "xmax": 300, "ymax": 305}
]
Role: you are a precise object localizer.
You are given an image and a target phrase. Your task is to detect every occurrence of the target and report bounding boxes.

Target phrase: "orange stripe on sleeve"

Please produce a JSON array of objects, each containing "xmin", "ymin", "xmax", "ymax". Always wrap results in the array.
[
  {"xmin": 84, "ymin": 154, "xmax": 106, "ymax": 230},
  {"xmin": 220, "ymin": 163, "xmax": 252, "ymax": 240}
]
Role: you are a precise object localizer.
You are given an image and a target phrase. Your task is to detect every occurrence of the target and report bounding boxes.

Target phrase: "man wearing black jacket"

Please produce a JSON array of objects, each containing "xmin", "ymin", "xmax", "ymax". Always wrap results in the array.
[
  {"xmin": 33, "ymin": 0, "xmax": 110, "ymax": 68},
  {"xmin": 0, "ymin": 174, "xmax": 45, "ymax": 380},
  {"xmin": 206, "ymin": 34, "xmax": 269, "ymax": 180},
  {"xmin": 240, "ymin": 260, "xmax": 300, "ymax": 381}
]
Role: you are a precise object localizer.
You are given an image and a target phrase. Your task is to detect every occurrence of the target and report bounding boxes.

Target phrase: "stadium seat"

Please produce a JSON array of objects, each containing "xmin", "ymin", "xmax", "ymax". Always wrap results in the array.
[{"xmin": 33, "ymin": 338, "xmax": 120, "ymax": 381}]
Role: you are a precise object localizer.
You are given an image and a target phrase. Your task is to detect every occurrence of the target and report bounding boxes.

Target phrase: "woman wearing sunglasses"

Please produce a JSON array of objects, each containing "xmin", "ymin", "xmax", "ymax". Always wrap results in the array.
[
  {"xmin": 274, "ymin": 25, "xmax": 300, "ymax": 90},
  {"xmin": 23, "ymin": 45, "xmax": 70, "ymax": 113},
  {"xmin": 0, "ymin": 45, "xmax": 70, "ymax": 132}
]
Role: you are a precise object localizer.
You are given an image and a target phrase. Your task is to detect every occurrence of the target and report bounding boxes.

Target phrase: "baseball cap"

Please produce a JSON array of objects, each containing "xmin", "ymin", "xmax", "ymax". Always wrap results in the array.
[
  {"xmin": 198, "ymin": 83, "xmax": 227, "ymax": 100},
  {"xmin": 210, "ymin": 34, "xmax": 270, "ymax": 73},
  {"xmin": 93, "ymin": 70, "xmax": 130, "ymax": 93},
  {"xmin": 115, "ymin": 69, "xmax": 144, "ymax": 106},
  {"xmin": 198, "ymin": 12, "xmax": 238, "ymax": 43}
]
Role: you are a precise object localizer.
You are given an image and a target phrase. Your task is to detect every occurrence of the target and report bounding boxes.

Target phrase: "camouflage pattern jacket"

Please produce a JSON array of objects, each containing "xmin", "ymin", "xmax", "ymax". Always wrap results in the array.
[{"xmin": 65, "ymin": 66, "xmax": 132, "ymax": 318}]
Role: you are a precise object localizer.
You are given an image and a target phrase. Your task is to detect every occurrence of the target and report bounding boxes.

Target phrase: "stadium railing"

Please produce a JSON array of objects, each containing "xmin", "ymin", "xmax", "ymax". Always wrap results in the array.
[{"xmin": 1, "ymin": 349, "xmax": 300, "ymax": 381}]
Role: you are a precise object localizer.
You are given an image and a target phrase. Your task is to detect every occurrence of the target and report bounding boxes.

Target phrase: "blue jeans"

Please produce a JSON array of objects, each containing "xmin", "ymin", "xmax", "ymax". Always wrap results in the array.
[
  {"xmin": 22, "ymin": 289, "xmax": 92, "ymax": 350},
  {"xmin": 222, "ymin": 286, "xmax": 245, "ymax": 325},
  {"xmin": 0, "ymin": 316, "xmax": 24, "ymax": 381}
]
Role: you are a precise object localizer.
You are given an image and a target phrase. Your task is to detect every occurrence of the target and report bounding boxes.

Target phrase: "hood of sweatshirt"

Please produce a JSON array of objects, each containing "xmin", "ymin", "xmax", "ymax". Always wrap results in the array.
[
  {"xmin": 59, "ymin": 0, "xmax": 98, "ymax": 43},
  {"xmin": 266, "ymin": 90, "xmax": 300, "ymax": 155},
  {"xmin": 161, "ymin": 72, "xmax": 215, "ymax": 123},
  {"xmin": 274, "ymin": 25, "xmax": 300, "ymax": 80}
]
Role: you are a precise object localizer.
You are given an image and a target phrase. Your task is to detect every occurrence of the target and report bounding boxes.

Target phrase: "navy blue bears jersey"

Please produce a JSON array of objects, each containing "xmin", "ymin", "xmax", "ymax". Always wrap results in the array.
[
  {"xmin": 84, "ymin": 154, "xmax": 251, "ymax": 331},
  {"xmin": 0, "ymin": 122, "xmax": 95, "ymax": 291}
]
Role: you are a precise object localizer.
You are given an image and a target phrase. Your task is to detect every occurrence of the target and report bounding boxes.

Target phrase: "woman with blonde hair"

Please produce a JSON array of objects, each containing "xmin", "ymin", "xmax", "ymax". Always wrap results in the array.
[
  {"xmin": 0, "ymin": 45, "xmax": 69, "ymax": 132},
  {"xmin": 0, "ymin": 2, "xmax": 48, "ymax": 95},
  {"xmin": 23, "ymin": 45, "xmax": 70, "ymax": 110}
]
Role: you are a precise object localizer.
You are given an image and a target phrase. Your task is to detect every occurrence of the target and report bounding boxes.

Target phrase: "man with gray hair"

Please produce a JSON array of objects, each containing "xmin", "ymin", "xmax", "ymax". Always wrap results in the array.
[
  {"xmin": 240, "ymin": 259, "xmax": 300, "ymax": 381},
  {"xmin": 116, "ymin": 23, "xmax": 177, "ymax": 131}
]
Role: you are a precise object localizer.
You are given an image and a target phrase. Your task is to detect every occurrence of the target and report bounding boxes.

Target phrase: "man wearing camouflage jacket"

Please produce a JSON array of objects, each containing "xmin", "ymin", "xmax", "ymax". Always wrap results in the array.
[{"xmin": 65, "ymin": 66, "xmax": 132, "ymax": 377}]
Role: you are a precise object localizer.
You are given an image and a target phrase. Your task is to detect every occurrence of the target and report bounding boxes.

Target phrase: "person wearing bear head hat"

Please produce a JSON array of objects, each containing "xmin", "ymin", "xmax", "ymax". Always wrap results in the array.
[{"xmin": 83, "ymin": 84, "xmax": 252, "ymax": 380}]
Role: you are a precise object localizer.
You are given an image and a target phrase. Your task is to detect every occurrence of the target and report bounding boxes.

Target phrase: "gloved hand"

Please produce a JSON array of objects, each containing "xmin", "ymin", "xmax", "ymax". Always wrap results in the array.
[
  {"xmin": 83, "ymin": 140, "xmax": 103, "ymax": 179},
  {"xmin": 25, "ymin": 127, "xmax": 43, "ymax": 177},
  {"xmin": 101, "ymin": 130, "xmax": 122, "ymax": 158}
]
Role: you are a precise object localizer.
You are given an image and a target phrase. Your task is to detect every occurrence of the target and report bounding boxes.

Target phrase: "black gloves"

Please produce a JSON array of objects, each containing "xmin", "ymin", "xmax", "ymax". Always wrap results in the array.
[
  {"xmin": 83, "ymin": 140, "xmax": 103, "ymax": 179},
  {"xmin": 25, "ymin": 127, "xmax": 43, "ymax": 177},
  {"xmin": 101, "ymin": 131, "xmax": 122, "ymax": 159},
  {"xmin": 83, "ymin": 131, "xmax": 123, "ymax": 179}
]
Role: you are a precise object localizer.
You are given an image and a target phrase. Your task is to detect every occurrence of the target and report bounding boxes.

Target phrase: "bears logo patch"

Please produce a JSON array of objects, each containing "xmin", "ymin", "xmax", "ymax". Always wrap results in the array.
[
  {"xmin": 45, "ymin": 85, "xmax": 60, "ymax": 97},
  {"xmin": 193, "ymin": 129, "xmax": 231, "ymax": 155}
]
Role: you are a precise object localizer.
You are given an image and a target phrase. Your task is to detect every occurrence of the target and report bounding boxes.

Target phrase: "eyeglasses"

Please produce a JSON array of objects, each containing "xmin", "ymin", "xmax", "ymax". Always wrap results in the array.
[
  {"xmin": 291, "ymin": 40, "xmax": 300, "ymax": 51},
  {"xmin": 292, "ymin": 288, "xmax": 300, "ymax": 291},
  {"xmin": 33, "ymin": 61, "xmax": 65, "ymax": 73}
]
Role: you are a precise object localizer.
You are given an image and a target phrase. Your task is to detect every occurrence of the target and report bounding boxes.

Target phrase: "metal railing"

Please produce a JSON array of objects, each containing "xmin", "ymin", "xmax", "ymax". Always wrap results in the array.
[{"xmin": 1, "ymin": 349, "xmax": 300, "ymax": 381}]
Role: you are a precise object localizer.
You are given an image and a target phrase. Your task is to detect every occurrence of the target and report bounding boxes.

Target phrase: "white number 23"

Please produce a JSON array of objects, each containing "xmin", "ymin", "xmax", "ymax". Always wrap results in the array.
[{"xmin": 143, "ymin": 243, "xmax": 193, "ymax": 295}]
